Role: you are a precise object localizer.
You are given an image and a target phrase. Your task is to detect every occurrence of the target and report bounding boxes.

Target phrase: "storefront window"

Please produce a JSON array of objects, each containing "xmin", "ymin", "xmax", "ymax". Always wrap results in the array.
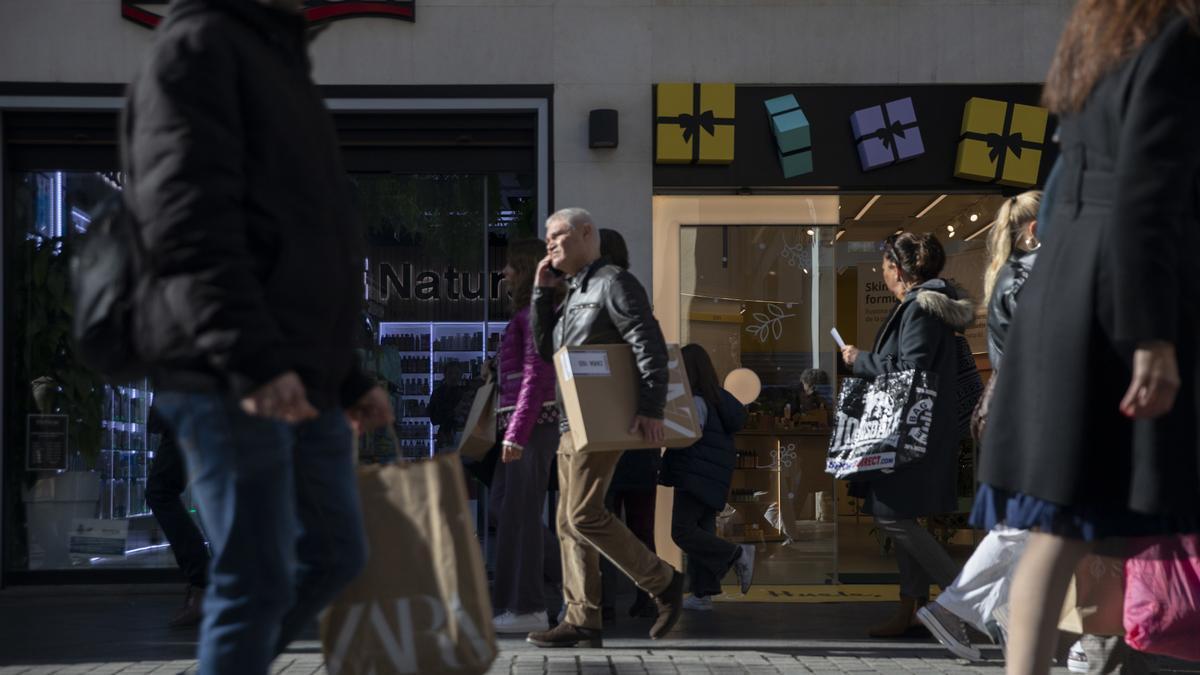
[
  {"xmin": 351, "ymin": 172, "xmax": 536, "ymax": 462},
  {"xmin": 2, "ymin": 169, "xmax": 537, "ymax": 573},
  {"xmin": 4, "ymin": 170, "xmax": 170, "ymax": 572},
  {"xmin": 663, "ymin": 193, "xmax": 1002, "ymax": 586}
]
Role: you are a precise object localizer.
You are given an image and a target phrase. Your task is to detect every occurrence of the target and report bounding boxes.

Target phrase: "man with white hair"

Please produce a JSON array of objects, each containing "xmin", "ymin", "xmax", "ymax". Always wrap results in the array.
[{"xmin": 528, "ymin": 208, "xmax": 685, "ymax": 647}]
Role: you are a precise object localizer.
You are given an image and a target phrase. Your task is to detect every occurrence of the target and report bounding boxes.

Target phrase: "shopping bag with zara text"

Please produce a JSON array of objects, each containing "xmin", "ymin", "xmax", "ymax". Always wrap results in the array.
[
  {"xmin": 825, "ymin": 370, "xmax": 938, "ymax": 479},
  {"xmin": 320, "ymin": 452, "xmax": 497, "ymax": 675}
]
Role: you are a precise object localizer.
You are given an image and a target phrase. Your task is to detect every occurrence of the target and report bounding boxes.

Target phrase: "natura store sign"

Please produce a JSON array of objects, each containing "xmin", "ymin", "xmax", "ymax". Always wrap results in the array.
[{"xmin": 121, "ymin": 0, "xmax": 415, "ymax": 28}]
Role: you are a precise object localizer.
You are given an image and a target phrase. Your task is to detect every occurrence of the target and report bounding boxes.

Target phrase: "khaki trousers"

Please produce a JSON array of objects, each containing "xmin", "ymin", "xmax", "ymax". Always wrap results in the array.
[{"xmin": 556, "ymin": 434, "xmax": 675, "ymax": 629}]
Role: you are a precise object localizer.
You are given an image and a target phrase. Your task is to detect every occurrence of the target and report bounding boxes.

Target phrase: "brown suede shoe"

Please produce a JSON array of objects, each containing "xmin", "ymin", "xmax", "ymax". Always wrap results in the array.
[
  {"xmin": 649, "ymin": 571, "xmax": 685, "ymax": 639},
  {"xmin": 526, "ymin": 622, "xmax": 603, "ymax": 648}
]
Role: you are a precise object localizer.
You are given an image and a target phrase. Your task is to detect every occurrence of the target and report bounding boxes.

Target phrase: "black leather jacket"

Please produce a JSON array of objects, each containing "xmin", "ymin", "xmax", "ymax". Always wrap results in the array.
[
  {"xmin": 532, "ymin": 257, "xmax": 669, "ymax": 419},
  {"xmin": 986, "ymin": 249, "xmax": 1038, "ymax": 371}
]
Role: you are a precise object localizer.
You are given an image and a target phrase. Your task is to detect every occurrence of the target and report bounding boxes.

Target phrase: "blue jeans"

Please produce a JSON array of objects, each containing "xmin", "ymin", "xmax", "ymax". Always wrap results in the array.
[{"xmin": 155, "ymin": 393, "xmax": 367, "ymax": 675}]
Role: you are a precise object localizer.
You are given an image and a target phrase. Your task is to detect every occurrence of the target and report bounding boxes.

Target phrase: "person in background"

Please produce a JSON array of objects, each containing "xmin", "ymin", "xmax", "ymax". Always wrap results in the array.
[
  {"xmin": 528, "ymin": 208, "xmax": 685, "ymax": 648},
  {"xmin": 974, "ymin": 3, "xmax": 1200, "ymax": 673},
  {"xmin": 659, "ymin": 344, "xmax": 754, "ymax": 611},
  {"xmin": 428, "ymin": 360, "xmax": 468, "ymax": 450},
  {"xmin": 915, "ymin": 191, "xmax": 1041, "ymax": 663},
  {"xmin": 796, "ymin": 368, "xmax": 833, "ymax": 427},
  {"xmin": 839, "ymin": 233, "xmax": 974, "ymax": 642},
  {"xmin": 598, "ymin": 227, "xmax": 661, "ymax": 622},
  {"xmin": 125, "ymin": 0, "xmax": 394, "ymax": 671},
  {"xmin": 146, "ymin": 406, "xmax": 211, "ymax": 629},
  {"xmin": 490, "ymin": 239, "xmax": 561, "ymax": 634}
]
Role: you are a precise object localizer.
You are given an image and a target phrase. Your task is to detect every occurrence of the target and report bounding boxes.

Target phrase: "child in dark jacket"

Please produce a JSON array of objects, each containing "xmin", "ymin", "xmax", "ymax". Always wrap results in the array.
[{"xmin": 659, "ymin": 344, "xmax": 755, "ymax": 610}]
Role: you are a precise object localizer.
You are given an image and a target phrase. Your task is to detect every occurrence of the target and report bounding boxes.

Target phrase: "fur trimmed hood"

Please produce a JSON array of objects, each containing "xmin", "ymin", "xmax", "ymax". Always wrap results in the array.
[{"xmin": 910, "ymin": 279, "xmax": 976, "ymax": 332}]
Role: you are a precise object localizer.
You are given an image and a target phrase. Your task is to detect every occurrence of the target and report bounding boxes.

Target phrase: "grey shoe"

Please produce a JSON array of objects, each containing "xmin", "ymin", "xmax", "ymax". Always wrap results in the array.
[
  {"xmin": 916, "ymin": 602, "xmax": 982, "ymax": 661},
  {"xmin": 733, "ymin": 544, "xmax": 756, "ymax": 594}
]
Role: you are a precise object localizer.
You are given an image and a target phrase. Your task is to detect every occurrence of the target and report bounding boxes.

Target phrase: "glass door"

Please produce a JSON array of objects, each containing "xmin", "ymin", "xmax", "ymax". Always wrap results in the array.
[{"xmin": 680, "ymin": 224, "xmax": 839, "ymax": 585}]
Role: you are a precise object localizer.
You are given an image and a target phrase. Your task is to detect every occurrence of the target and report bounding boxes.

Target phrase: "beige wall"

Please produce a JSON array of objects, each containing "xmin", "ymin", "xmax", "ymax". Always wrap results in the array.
[{"xmin": 1, "ymin": 0, "xmax": 1073, "ymax": 289}]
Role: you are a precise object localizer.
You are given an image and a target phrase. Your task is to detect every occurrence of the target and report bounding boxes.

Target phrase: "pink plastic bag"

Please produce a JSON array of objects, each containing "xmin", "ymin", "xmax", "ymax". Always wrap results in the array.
[{"xmin": 1123, "ymin": 534, "xmax": 1200, "ymax": 660}]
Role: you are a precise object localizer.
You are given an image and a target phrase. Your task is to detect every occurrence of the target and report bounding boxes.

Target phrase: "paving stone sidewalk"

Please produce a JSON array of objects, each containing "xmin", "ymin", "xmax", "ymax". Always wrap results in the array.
[{"xmin": 0, "ymin": 585, "xmax": 1163, "ymax": 674}]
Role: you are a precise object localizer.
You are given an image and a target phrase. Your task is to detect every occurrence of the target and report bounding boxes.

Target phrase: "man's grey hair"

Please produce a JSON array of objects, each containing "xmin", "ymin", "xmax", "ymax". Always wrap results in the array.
[{"xmin": 547, "ymin": 207, "xmax": 595, "ymax": 231}]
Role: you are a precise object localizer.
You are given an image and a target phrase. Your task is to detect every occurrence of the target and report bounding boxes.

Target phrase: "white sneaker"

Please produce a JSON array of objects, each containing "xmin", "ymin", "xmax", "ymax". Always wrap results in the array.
[
  {"xmin": 1067, "ymin": 640, "xmax": 1088, "ymax": 673},
  {"xmin": 492, "ymin": 610, "xmax": 550, "ymax": 634},
  {"xmin": 733, "ymin": 544, "xmax": 756, "ymax": 594},
  {"xmin": 682, "ymin": 595, "xmax": 713, "ymax": 611}
]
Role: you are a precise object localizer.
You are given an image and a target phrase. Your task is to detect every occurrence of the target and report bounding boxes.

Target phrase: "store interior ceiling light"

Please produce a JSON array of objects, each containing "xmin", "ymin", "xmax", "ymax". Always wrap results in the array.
[
  {"xmin": 969, "ymin": 213, "xmax": 979, "ymax": 222},
  {"xmin": 964, "ymin": 222, "xmax": 993, "ymax": 241},
  {"xmin": 835, "ymin": 228, "xmax": 847, "ymax": 240},
  {"xmin": 806, "ymin": 229, "xmax": 815, "ymax": 236},
  {"xmin": 894, "ymin": 228, "xmax": 904, "ymax": 235},
  {"xmin": 855, "ymin": 194, "xmax": 882, "ymax": 221},
  {"xmin": 915, "ymin": 194, "xmax": 948, "ymax": 219}
]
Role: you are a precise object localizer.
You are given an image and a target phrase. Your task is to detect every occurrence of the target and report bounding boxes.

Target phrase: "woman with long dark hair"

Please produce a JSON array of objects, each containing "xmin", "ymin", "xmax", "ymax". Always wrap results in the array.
[
  {"xmin": 659, "ymin": 344, "xmax": 753, "ymax": 610},
  {"xmin": 975, "ymin": 3, "xmax": 1200, "ymax": 673},
  {"xmin": 490, "ymin": 238, "xmax": 561, "ymax": 634}
]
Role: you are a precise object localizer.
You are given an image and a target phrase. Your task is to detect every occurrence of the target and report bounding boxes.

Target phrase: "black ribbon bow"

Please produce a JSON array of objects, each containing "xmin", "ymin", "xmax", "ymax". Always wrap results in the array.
[
  {"xmin": 677, "ymin": 110, "xmax": 716, "ymax": 144},
  {"xmin": 983, "ymin": 131, "xmax": 1024, "ymax": 162},
  {"xmin": 869, "ymin": 120, "xmax": 909, "ymax": 149}
]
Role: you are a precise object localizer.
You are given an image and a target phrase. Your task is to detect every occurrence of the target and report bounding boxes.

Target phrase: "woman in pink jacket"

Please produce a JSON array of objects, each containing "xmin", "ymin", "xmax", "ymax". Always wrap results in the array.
[{"xmin": 490, "ymin": 238, "xmax": 561, "ymax": 634}]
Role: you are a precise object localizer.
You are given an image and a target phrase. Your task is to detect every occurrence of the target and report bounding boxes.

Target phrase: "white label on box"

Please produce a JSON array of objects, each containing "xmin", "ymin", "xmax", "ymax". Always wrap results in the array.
[{"xmin": 568, "ymin": 351, "xmax": 611, "ymax": 377}]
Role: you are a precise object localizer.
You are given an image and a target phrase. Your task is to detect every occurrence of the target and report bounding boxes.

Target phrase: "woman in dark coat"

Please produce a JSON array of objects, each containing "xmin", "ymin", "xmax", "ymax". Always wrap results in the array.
[
  {"xmin": 840, "ymin": 232, "xmax": 976, "ymax": 638},
  {"xmin": 974, "ymin": 4, "xmax": 1200, "ymax": 673},
  {"xmin": 659, "ymin": 344, "xmax": 753, "ymax": 610}
]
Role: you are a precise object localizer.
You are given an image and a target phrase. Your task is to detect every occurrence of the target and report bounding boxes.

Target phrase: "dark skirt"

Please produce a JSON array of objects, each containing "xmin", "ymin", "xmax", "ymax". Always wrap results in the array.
[{"xmin": 970, "ymin": 483, "xmax": 1200, "ymax": 542}]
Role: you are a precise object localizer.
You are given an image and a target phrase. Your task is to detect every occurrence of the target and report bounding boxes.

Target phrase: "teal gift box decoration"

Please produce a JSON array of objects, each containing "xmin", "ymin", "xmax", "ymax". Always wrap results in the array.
[{"xmin": 765, "ymin": 95, "xmax": 813, "ymax": 178}]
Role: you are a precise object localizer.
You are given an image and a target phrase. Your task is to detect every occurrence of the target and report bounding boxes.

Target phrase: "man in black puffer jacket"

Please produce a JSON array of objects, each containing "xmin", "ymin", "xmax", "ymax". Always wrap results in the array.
[{"xmin": 125, "ymin": 1, "xmax": 392, "ymax": 672}]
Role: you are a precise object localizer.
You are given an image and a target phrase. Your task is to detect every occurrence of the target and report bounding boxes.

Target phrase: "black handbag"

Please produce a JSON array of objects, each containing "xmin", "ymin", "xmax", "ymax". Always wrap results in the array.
[
  {"xmin": 953, "ymin": 334, "xmax": 983, "ymax": 439},
  {"xmin": 70, "ymin": 191, "xmax": 150, "ymax": 381},
  {"xmin": 71, "ymin": 107, "xmax": 151, "ymax": 381}
]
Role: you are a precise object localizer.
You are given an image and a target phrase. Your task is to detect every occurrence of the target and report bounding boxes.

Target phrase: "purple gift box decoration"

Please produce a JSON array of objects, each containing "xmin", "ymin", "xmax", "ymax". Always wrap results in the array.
[{"xmin": 849, "ymin": 97, "xmax": 925, "ymax": 171}]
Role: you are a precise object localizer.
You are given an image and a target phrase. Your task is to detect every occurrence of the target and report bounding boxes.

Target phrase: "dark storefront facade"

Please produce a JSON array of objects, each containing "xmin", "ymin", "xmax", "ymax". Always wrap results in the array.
[{"xmin": 0, "ymin": 85, "xmax": 551, "ymax": 583}]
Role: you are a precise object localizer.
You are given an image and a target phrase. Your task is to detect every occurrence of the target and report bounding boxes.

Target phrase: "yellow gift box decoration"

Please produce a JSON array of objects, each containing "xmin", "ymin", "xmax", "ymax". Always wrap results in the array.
[
  {"xmin": 655, "ymin": 83, "xmax": 735, "ymax": 165},
  {"xmin": 954, "ymin": 97, "xmax": 1049, "ymax": 188}
]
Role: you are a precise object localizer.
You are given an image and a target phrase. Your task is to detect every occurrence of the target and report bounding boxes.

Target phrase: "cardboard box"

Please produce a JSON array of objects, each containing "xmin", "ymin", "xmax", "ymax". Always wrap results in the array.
[
  {"xmin": 655, "ymin": 83, "xmax": 735, "ymax": 165},
  {"xmin": 954, "ymin": 96, "xmax": 1048, "ymax": 187},
  {"xmin": 554, "ymin": 343, "xmax": 701, "ymax": 453}
]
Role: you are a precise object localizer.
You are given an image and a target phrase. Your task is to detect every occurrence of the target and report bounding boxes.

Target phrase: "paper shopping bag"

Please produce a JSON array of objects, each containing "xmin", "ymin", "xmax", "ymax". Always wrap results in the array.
[
  {"xmin": 456, "ymin": 379, "xmax": 496, "ymax": 460},
  {"xmin": 1059, "ymin": 553, "xmax": 1125, "ymax": 636},
  {"xmin": 321, "ymin": 453, "xmax": 497, "ymax": 675}
]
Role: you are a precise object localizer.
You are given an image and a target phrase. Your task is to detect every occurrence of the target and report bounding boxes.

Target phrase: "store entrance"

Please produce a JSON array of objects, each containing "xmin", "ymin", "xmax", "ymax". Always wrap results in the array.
[{"xmin": 655, "ymin": 192, "xmax": 1006, "ymax": 587}]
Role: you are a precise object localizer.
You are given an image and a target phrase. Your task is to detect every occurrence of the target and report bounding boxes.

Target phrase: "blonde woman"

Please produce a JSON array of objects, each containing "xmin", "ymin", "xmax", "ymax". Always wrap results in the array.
[{"xmin": 916, "ymin": 191, "xmax": 1042, "ymax": 663}]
